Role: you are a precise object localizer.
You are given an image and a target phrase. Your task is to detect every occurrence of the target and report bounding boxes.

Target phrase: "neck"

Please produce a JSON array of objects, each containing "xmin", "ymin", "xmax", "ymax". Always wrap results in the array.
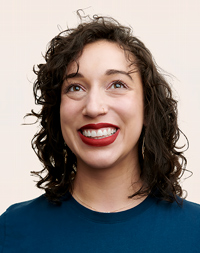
[{"xmin": 72, "ymin": 160, "xmax": 146, "ymax": 213}]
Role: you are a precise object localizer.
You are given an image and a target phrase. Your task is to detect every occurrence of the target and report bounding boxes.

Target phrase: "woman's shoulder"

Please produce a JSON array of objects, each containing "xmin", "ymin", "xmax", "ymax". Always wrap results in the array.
[
  {"xmin": 156, "ymin": 196, "xmax": 200, "ymax": 213},
  {"xmin": 172, "ymin": 197, "xmax": 200, "ymax": 214},
  {"xmin": 3, "ymin": 195, "xmax": 47, "ymax": 214},
  {"xmin": 0, "ymin": 194, "xmax": 56, "ymax": 224},
  {"xmin": 182, "ymin": 198, "xmax": 200, "ymax": 210},
  {"xmin": 181, "ymin": 198, "xmax": 200, "ymax": 219},
  {"xmin": 153, "ymin": 196, "xmax": 200, "ymax": 227},
  {"xmin": 0, "ymin": 195, "xmax": 48, "ymax": 252},
  {"xmin": 0, "ymin": 194, "xmax": 73, "ymax": 225}
]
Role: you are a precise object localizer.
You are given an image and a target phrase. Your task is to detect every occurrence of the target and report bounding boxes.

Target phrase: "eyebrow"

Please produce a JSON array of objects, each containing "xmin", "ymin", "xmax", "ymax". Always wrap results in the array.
[
  {"xmin": 65, "ymin": 69, "xmax": 133, "ymax": 80},
  {"xmin": 105, "ymin": 69, "xmax": 133, "ymax": 80},
  {"xmin": 65, "ymin": 72, "xmax": 84, "ymax": 79}
]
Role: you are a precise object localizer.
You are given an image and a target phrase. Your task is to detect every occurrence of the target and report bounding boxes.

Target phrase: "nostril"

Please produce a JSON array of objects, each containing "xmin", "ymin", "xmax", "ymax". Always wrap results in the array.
[{"xmin": 82, "ymin": 104, "xmax": 108, "ymax": 118}]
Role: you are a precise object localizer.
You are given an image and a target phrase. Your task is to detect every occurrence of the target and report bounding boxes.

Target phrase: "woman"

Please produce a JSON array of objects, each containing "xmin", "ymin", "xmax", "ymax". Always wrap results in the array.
[{"xmin": 0, "ymin": 15, "xmax": 200, "ymax": 252}]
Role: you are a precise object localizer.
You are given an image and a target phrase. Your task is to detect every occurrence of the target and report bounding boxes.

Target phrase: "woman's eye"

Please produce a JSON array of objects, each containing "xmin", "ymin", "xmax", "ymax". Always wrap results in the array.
[
  {"xmin": 63, "ymin": 83, "xmax": 85, "ymax": 100},
  {"xmin": 110, "ymin": 81, "xmax": 127, "ymax": 89},
  {"xmin": 67, "ymin": 84, "xmax": 84, "ymax": 92}
]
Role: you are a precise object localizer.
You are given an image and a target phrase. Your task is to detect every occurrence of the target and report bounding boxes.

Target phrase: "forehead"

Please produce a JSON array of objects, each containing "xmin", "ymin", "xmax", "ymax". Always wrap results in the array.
[{"xmin": 67, "ymin": 40, "xmax": 135, "ymax": 75}]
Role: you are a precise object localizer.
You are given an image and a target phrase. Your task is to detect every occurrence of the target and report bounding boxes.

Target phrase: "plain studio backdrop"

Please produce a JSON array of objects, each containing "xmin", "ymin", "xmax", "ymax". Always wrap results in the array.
[{"xmin": 0, "ymin": 0, "xmax": 199, "ymax": 214}]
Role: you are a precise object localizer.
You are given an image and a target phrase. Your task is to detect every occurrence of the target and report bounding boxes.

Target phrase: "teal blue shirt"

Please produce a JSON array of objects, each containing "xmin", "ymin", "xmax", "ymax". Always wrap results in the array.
[{"xmin": 0, "ymin": 194, "xmax": 200, "ymax": 252}]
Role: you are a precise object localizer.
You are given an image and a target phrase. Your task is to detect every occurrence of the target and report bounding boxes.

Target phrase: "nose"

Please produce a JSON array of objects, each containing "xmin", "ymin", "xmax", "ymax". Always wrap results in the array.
[{"xmin": 82, "ymin": 89, "xmax": 108, "ymax": 118}]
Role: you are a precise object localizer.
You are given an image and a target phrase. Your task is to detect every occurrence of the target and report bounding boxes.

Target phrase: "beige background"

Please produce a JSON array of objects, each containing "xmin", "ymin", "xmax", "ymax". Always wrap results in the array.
[{"xmin": 0, "ymin": 0, "xmax": 200, "ymax": 214}]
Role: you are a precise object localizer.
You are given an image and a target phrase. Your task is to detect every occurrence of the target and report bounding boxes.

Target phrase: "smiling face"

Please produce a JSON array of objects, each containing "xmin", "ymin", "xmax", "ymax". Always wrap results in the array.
[{"xmin": 60, "ymin": 40, "xmax": 144, "ymax": 171}]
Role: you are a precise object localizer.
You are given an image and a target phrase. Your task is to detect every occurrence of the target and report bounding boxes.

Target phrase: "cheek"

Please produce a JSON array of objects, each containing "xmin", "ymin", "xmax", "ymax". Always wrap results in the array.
[
  {"xmin": 60, "ymin": 99, "xmax": 80, "ymax": 125},
  {"xmin": 119, "ymin": 96, "xmax": 144, "ymax": 147},
  {"xmin": 115, "ymin": 95, "xmax": 144, "ymax": 123},
  {"xmin": 60, "ymin": 102, "xmax": 76, "ymax": 144},
  {"xmin": 60, "ymin": 101, "xmax": 78, "ymax": 151}
]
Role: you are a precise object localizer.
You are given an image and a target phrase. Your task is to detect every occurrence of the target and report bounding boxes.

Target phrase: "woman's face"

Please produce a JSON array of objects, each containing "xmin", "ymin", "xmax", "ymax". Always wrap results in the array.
[{"xmin": 60, "ymin": 40, "xmax": 144, "ymax": 170}]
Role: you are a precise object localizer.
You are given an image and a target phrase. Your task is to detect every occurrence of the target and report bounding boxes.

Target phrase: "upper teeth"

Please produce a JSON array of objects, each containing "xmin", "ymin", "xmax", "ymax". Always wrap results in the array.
[{"xmin": 82, "ymin": 128, "xmax": 117, "ymax": 138}]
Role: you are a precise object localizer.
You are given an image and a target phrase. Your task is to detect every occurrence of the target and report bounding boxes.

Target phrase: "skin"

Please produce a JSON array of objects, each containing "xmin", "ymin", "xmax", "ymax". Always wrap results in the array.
[{"xmin": 60, "ymin": 40, "xmax": 145, "ymax": 212}]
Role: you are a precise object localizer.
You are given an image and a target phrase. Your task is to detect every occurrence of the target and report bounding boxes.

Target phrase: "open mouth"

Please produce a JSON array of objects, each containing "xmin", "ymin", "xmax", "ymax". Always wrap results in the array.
[
  {"xmin": 81, "ymin": 128, "xmax": 117, "ymax": 139},
  {"xmin": 78, "ymin": 123, "xmax": 119, "ymax": 147}
]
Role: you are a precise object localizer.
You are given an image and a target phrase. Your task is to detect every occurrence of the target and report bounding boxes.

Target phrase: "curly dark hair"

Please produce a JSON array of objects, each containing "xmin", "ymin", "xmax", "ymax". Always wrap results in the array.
[{"xmin": 29, "ymin": 14, "xmax": 188, "ymax": 204}]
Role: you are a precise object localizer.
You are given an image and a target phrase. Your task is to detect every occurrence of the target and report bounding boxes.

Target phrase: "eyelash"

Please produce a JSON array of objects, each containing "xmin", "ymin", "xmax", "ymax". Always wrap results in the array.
[
  {"xmin": 108, "ymin": 80, "xmax": 127, "ymax": 89},
  {"xmin": 65, "ymin": 83, "xmax": 84, "ymax": 93},
  {"xmin": 64, "ymin": 79, "xmax": 127, "ymax": 93}
]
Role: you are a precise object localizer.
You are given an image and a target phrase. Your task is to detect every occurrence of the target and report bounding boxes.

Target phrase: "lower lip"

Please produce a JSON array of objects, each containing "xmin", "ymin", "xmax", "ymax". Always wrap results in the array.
[{"xmin": 78, "ymin": 129, "xmax": 120, "ymax": 147}]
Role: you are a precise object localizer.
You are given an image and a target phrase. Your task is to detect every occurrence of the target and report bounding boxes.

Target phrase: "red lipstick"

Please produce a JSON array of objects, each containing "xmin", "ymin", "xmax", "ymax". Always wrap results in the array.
[
  {"xmin": 78, "ymin": 123, "xmax": 119, "ymax": 147},
  {"xmin": 80, "ymin": 123, "xmax": 118, "ymax": 130}
]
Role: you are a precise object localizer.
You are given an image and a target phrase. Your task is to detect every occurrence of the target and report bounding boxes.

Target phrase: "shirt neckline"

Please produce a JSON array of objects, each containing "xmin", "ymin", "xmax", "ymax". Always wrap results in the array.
[{"xmin": 68, "ymin": 194, "xmax": 155, "ymax": 224}]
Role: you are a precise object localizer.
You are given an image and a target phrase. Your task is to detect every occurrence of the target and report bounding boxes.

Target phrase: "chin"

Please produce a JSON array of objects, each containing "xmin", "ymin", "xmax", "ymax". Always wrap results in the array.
[
  {"xmin": 77, "ymin": 154, "xmax": 119, "ymax": 170},
  {"xmin": 87, "ymin": 155, "xmax": 129, "ymax": 171}
]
